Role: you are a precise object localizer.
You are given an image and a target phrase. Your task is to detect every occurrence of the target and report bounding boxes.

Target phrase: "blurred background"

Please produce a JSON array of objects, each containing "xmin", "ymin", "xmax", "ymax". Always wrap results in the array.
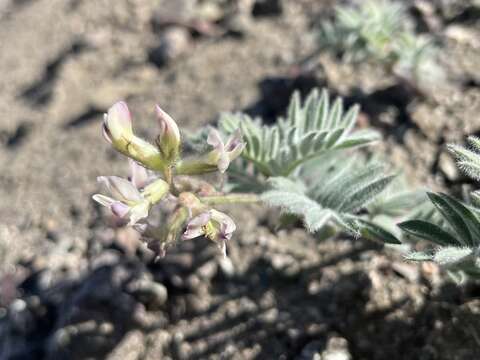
[{"xmin": 0, "ymin": 0, "xmax": 480, "ymax": 359}]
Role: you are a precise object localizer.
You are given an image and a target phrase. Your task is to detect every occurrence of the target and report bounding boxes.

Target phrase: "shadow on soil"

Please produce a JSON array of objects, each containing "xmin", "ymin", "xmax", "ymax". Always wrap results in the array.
[{"xmin": 1, "ymin": 234, "xmax": 475, "ymax": 360}]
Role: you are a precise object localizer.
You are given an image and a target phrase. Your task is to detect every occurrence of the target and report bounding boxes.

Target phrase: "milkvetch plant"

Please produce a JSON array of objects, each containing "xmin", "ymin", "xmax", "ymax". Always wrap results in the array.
[
  {"xmin": 94, "ymin": 89, "xmax": 421, "ymax": 260},
  {"xmin": 318, "ymin": 0, "xmax": 445, "ymax": 93},
  {"xmin": 94, "ymin": 90, "xmax": 480, "ymax": 288}
]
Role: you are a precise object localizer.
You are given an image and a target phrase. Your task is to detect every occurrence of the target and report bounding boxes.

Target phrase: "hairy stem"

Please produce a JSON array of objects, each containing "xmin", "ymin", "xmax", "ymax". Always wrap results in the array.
[{"xmin": 164, "ymin": 167, "xmax": 173, "ymax": 185}]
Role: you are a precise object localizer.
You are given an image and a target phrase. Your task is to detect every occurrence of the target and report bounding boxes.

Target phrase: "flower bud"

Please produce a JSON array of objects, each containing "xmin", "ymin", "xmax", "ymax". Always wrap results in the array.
[
  {"xmin": 102, "ymin": 102, "xmax": 167, "ymax": 171},
  {"xmin": 102, "ymin": 101, "xmax": 133, "ymax": 145},
  {"xmin": 155, "ymin": 105, "xmax": 181, "ymax": 164}
]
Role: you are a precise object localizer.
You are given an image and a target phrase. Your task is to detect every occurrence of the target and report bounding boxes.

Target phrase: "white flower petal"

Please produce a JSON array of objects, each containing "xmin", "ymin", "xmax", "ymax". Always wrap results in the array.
[
  {"xmin": 189, "ymin": 212, "xmax": 212, "ymax": 227},
  {"xmin": 92, "ymin": 194, "xmax": 116, "ymax": 208},
  {"xmin": 99, "ymin": 176, "xmax": 142, "ymax": 202},
  {"xmin": 111, "ymin": 201, "xmax": 130, "ymax": 218},
  {"xmin": 182, "ymin": 227, "xmax": 205, "ymax": 240},
  {"xmin": 129, "ymin": 159, "xmax": 149, "ymax": 189},
  {"xmin": 182, "ymin": 211, "xmax": 211, "ymax": 240},
  {"xmin": 207, "ymin": 128, "xmax": 224, "ymax": 150},
  {"xmin": 211, "ymin": 209, "xmax": 236, "ymax": 237}
]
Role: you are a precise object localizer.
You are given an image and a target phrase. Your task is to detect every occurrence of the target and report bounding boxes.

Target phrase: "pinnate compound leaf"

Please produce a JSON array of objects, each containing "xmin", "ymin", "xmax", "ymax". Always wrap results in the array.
[
  {"xmin": 219, "ymin": 88, "xmax": 379, "ymax": 177},
  {"xmin": 261, "ymin": 189, "xmax": 331, "ymax": 233}
]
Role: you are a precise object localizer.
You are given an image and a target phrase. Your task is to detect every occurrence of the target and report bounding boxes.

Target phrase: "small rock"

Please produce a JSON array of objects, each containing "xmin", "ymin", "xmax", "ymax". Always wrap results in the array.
[
  {"xmin": 438, "ymin": 151, "xmax": 459, "ymax": 181},
  {"xmin": 127, "ymin": 279, "xmax": 168, "ymax": 309},
  {"xmin": 106, "ymin": 330, "xmax": 145, "ymax": 360},
  {"xmin": 259, "ymin": 308, "xmax": 278, "ymax": 323},
  {"xmin": 8, "ymin": 299, "xmax": 33, "ymax": 333},
  {"xmin": 252, "ymin": 0, "xmax": 283, "ymax": 17},
  {"xmin": 321, "ymin": 336, "xmax": 351, "ymax": 360},
  {"xmin": 413, "ymin": 0, "xmax": 442, "ymax": 32},
  {"xmin": 91, "ymin": 250, "xmax": 121, "ymax": 269},
  {"xmin": 150, "ymin": 0, "xmax": 195, "ymax": 29},
  {"xmin": 445, "ymin": 25, "xmax": 480, "ymax": 48},
  {"xmin": 297, "ymin": 340, "xmax": 323, "ymax": 360},
  {"xmin": 195, "ymin": 1, "xmax": 224, "ymax": 22},
  {"xmin": 148, "ymin": 27, "xmax": 191, "ymax": 68},
  {"xmin": 308, "ymin": 280, "xmax": 322, "ymax": 295},
  {"xmin": 287, "ymin": 327, "xmax": 301, "ymax": 341},
  {"xmin": 197, "ymin": 260, "xmax": 217, "ymax": 280},
  {"xmin": 392, "ymin": 262, "xmax": 420, "ymax": 282}
]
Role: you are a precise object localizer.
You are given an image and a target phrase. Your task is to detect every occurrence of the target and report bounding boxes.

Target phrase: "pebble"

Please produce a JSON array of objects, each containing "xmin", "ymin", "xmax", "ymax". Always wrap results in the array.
[
  {"xmin": 445, "ymin": 25, "xmax": 480, "ymax": 48},
  {"xmin": 148, "ymin": 27, "xmax": 191, "ymax": 68},
  {"xmin": 438, "ymin": 151, "xmax": 459, "ymax": 181}
]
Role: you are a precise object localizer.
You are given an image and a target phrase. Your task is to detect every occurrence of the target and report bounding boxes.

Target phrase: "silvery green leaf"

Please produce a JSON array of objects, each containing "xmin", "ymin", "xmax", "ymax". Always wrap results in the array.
[
  {"xmin": 448, "ymin": 142, "xmax": 480, "ymax": 181},
  {"xmin": 433, "ymin": 247, "xmax": 473, "ymax": 266},
  {"xmin": 219, "ymin": 88, "xmax": 378, "ymax": 177},
  {"xmin": 339, "ymin": 174, "xmax": 395, "ymax": 213},
  {"xmin": 267, "ymin": 177, "xmax": 307, "ymax": 194},
  {"xmin": 356, "ymin": 219, "xmax": 401, "ymax": 244},
  {"xmin": 427, "ymin": 192, "xmax": 474, "ymax": 246},
  {"xmin": 368, "ymin": 188, "xmax": 427, "ymax": 217},
  {"xmin": 317, "ymin": 162, "xmax": 391, "ymax": 211},
  {"xmin": 447, "ymin": 270, "xmax": 467, "ymax": 285},
  {"xmin": 398, "ymin": 220, "xmax": 460, "ymax": 247},
  {"xmin": 405, "ymin": 251, "xmax": 434, "ymax": 262},
  {"xmin": 261, "ymin": 189, "xmax": 330, "ymax": 233}
]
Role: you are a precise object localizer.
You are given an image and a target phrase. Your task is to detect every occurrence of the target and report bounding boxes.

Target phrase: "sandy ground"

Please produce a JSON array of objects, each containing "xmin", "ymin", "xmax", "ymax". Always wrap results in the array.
[{"xmin": 1, "ymin": 0, "xmax": 480, "ymax": 359}]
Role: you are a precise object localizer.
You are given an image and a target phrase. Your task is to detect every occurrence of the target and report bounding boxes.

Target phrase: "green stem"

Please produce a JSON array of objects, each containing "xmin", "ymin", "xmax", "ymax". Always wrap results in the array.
[
  {"xmin": 200, "ymin": 193, "xmax": 261, "ymax": 205},
  {"xmin": 164, "ymin": 167, "xmax": 173, "ymax": 185}
]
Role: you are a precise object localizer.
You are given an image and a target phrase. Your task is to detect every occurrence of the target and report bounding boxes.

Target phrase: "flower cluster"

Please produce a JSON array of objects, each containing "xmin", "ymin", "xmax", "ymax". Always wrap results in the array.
[{"xmin": 93, "ymin": 101, "xmax": 251, "ymax": 258}]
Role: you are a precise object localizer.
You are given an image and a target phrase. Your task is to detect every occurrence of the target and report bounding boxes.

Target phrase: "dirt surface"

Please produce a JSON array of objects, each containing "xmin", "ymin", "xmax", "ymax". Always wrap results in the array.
[{"xmin": 1, "ymin": 0, "xmax": 480, "ymax": 359}]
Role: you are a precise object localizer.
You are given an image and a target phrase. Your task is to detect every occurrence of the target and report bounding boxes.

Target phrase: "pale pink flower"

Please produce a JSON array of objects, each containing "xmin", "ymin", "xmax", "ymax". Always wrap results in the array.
[
  {"xmin": 182, "ymin": 209, "xmax": 236, "ymax": 257},
  {"xmin": 207, "ymin": 128, "xmax": 245, "ymax": 173},
  {"xmin": 93, "ymin": 176, "xmax": 150, "ymax": 226},
  {"xmin": 128, "ymin": 159, "xmax": 151, "ymax": 189}
]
